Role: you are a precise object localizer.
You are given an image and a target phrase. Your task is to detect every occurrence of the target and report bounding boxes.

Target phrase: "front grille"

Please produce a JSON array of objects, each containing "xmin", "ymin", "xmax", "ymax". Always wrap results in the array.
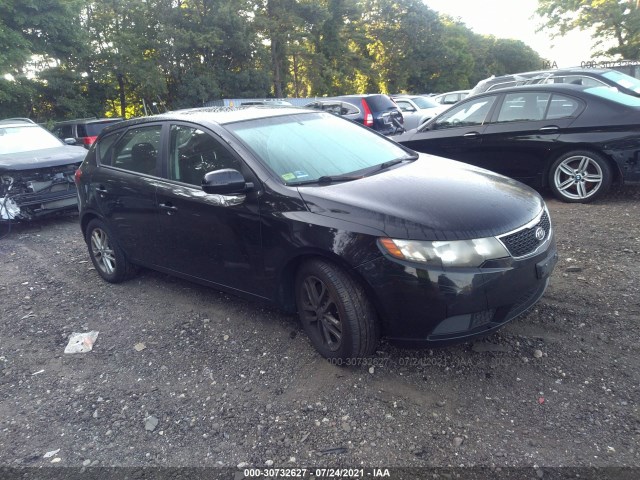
[{"xmin": 499, "ymin": 211, "xmax": 550, "ymax": 258}]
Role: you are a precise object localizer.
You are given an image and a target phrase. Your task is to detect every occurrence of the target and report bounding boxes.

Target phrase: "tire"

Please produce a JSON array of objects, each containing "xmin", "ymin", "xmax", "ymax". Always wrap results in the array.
[
  {"xmin": 85, "ymin": 219, "xmax": 136, "ymax": 283},
  {"xmin": 549, "ymin": 150, "xmax": 612, "ymax": 203},
  {"xmin": 295, "ymin": 259, "xmax": 379, "ymax": 360}
]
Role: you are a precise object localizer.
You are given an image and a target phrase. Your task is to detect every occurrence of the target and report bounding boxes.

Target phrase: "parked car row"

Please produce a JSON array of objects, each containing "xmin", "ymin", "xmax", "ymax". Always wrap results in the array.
[
  {"xmin": 391, "ymin": 95, "xmax": 449, "ymax": 130},
  {"xmin": 305, "ymin": 94, "xmax": 405, "ymax": 136},
  {"xmin": 5, "ymin": 72, "xmax": 639, "ymax": 360},
  {"xmin": 469, "ymin": 67, "xmax": 640, "ymax": 97},
  {"xmin": 51, "ymin": 117, "xmax": 123, "ymax": 149}
]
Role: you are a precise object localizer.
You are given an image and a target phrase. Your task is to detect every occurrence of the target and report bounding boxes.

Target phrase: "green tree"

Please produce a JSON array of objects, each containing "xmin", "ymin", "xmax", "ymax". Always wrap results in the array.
[
  {"xmin": 0, "ymin": 0, "xmax": 86, "ymax": 118},
  {"xmin": 536, "ymin": 0, "xmax": 640, "ymax": 58}
]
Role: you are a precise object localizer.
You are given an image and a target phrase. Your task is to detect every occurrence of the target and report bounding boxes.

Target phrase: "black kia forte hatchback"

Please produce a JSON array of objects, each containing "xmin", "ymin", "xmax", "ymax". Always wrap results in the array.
[{"xmin": 76, "ymin": 107, "xmax": 558, "ymax": 360}]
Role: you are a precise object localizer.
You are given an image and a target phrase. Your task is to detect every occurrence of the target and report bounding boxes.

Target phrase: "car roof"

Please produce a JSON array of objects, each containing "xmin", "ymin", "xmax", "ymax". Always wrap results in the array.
[
  {"xmin": 0, "ymin": 118, "xmax": 37, "ymax": 126},
  {"xmin": 439, "ymin": 90, "xmax": 470, "ymax": 93},
  {"xmin": 100, "ymin": 107, "xmax": 315, "ymax": 134},
  {"xmin": 486, "ymin": 68, "xmax": 619, "ymax": 82},
  {"xmin": 53, "ymin": 117, "xmax": 123, "ymax": 125},
  {"xmin": 466, "ymin": 83, "xmax": 634, "ymax": 101},
  {"xmin": 537, "ymin": 67, "xmax": 616, "ymax": 75},
  {"xmin": 333, "ymin": 94, "xmax": 388, "ymax": 98},
  {"xmin": 472, "ymin": 84, "xmax": 591, "ymax": 95}
]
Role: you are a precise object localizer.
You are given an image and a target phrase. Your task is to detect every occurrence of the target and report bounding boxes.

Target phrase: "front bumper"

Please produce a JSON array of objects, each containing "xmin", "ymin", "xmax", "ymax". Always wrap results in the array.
[
  {"xmin": 1, "ymin": 165, "xmax": 79, "ymax": 221},
  {"xmin": 355, "ymin": 236, "xmax": 558, "ymax": 347}
]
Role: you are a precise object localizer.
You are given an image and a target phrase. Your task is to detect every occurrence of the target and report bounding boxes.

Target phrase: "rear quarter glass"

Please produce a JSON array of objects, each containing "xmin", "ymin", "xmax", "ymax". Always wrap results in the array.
[
  {"xmin": 86, "ymin": 122, "xmax": 121, "ymax": 137},
  {"xmin": 365, "ymin": 95, "xmax": 398, "ymax": 111}
]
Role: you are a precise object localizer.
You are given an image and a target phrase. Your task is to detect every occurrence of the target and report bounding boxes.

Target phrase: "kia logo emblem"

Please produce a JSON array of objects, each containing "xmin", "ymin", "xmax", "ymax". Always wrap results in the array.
[{"xmin": 535, "ymin": 227, "xmax": 546, "ymax": 241}]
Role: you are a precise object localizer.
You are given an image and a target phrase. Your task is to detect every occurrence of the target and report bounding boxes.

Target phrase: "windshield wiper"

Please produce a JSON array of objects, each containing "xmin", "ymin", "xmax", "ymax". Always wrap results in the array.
[
  {"xmin": 288, "ymin": 155, "xmax": 418, "ymax": 186},
  {"xmin": 377, "ymin": 154, "xmax": 418, "ymax": 171},
  {"xmin": 288, "ymin": 174, "xmax": 362, "ymax": 186},
  {"xmin": 317, "ymin": 174, "xmax": 363, "ymax": 184}
]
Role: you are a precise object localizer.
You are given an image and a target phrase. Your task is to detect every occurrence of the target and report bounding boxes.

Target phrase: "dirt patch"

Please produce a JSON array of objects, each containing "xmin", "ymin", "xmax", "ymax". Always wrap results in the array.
[{"xmin": 0, "ymin": 185, "xmax": 639, "ymax": 470}]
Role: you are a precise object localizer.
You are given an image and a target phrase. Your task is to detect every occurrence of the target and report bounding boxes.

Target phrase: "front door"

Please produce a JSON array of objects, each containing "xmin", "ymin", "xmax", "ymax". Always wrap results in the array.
[
  {"xmin": 154, "ymin": 124, "xmax": 264, "ymax": 297},
  {"xmin": 402, "ymin": 94, "xmax": 498, "ymax": 164}
]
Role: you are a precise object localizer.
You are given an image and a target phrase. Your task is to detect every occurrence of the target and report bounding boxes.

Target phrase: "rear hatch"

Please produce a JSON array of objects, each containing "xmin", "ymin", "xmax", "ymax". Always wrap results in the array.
[
  {"xmin": 365, "ymin": 95, "xmax": 404, "ymax": 135},
  {"xmin": 78, "ymin": 119, "xmax": 123, "ymax": 148}
]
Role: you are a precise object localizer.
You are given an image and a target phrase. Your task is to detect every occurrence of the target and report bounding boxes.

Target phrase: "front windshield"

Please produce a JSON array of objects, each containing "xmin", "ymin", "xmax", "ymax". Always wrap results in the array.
[
  {"xmin": 227, "ymin": 112, "xmax": 412, "ymax": 184},
  {"xmin": 411, "ymin": 96, "xmax": 440, "ymax": 109},
  {"xmin": 602, "ymin": 70, "xmax": 640, "ymax": 93},
  {"xmin": 0, "ymin": 125, "xmax": 64, "ymax": 154}
]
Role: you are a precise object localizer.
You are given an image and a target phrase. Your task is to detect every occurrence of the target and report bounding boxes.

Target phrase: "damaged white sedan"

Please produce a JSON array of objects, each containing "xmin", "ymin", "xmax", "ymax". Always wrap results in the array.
[{"xmin": 0, "ymin": 118, "xmax": 86, "ymax": 221}]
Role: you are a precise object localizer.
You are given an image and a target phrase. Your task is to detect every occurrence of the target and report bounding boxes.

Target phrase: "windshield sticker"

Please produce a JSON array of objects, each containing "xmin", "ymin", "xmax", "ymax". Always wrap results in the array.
[
  {"xmin": 293, "ymin": 170, "xmax": 309, "ymax": 179},
  {"xmin": 281, "ymin": 173, "xmax": 296, "ymax": 182}
]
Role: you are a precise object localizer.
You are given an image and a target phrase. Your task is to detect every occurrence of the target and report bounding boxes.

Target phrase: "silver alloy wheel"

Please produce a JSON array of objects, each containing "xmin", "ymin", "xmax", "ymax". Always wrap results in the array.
[
  {"xmin": 90, "ymin": 227, "xmax": 116, "ymax": 275},
  {"xmin": 300, "ymin": 275, "xmax": 342, "ymax": 352},
  {"xmin": 553, "ymin": 154, "xmax": 604, "ymax": 200}
]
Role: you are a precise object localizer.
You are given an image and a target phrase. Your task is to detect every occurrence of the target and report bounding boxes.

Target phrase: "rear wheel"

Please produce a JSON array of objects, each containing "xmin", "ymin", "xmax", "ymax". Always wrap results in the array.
[
  {"xmin": 549, "ymin": 150, "xmax": 612, "ymax": 203},
  {"xmin": 85, "ymin": 219, "xmax": 136, "ymax": 283},
  {"xmin": 295, "ymin": 260, "xmax": 378, "ymax": 360}
]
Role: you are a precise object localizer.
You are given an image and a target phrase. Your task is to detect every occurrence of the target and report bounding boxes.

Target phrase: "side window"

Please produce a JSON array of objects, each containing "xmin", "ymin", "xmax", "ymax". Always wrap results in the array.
[
  {"xmin": 112, "ymin": 125, "xmax": 162, "ymax": 175},
  {"xmin": 556, "ymin": 75, "xmax": 606, "ymax": 87},
  {"xmin": 497, "ymin": 93, "xmax": 550, "ymax": 122},
  {"xmin": 96, "ymin": 132, "xmax": 121, "ymax": 165},
  {"xmin": 434, "ymin": 96, "xmax": 497, "ymax": 129},
  {"xmin": 77, "ymin": 124, "xmax": 88, "ymax": 137},
  {"xmin": 395, "ymin": 100, "xmax": 414, "ymax": 112},
  {"xmin": 323, "ymin": 103, "xmax": 344, "ymax": 115},
  {"xmin": 546, "ymin": 94, "xmax": 582, "ymax": 120},
  {"xmin": 337, "ymin": 102, "xmax": 359, "ymax": 116},
  {"xmin": 443, "ymin": 94, "xmax": 458, "ymax": 104},
  {"xmin": 169, "ymin": 125, "xmax": 240, "ymax": 186},
  {"xmin": 53, "ymin": 125, "xmax": 73, "ymax": 139}
]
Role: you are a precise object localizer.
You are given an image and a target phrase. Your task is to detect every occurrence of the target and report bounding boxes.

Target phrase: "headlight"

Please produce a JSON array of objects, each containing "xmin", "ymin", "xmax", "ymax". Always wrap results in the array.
[{"xmin": 379, "ymin": 236, "xmax": 509, "ymax": 267}]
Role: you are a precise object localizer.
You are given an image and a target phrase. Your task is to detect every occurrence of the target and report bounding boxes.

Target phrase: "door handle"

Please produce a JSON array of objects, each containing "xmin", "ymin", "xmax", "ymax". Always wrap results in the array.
[
  {"xmin": 159, "ymin": 202, "xmax": 178, "ymax": 211},
  {"xmin": 462, "ymin": 132, "xmax": 480, "ymax": 138},
  {"xmin": 97, "ymin": 185, "xmax": 108, "ymax": 193},
  {"xmin": 539, "ymin": 126, "xmax": 559, "ymax": 132}
]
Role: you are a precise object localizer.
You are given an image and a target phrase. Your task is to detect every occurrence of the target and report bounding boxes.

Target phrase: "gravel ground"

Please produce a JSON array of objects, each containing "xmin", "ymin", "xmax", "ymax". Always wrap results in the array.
[{"xmin": 0, "ymin": 184, "xmax": 639, "ymax": 477}]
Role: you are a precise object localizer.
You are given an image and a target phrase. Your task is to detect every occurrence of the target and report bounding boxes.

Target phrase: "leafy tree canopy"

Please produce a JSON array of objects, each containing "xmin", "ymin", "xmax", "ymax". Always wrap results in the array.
[
  {"xmin": 536, "ymin": 0, "xmax": 640, "ymax": 58},
  {"xmin": 0, "ymin": 0, "xmax": 545, "ymax": 121}
]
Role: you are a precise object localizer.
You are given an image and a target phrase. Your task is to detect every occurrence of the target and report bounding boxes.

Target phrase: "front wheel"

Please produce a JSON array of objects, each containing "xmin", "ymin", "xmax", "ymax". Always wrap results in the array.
[
  {"xmin": 295, "ymin": 260, "xmax": 379, "ymax": 360},
  {"xmin": 549, "ymin": 150, "xmax": 612, "ymax": 203}
]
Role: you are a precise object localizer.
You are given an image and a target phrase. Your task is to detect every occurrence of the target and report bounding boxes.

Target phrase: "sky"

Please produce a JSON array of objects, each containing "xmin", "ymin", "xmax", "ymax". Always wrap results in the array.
[{"xmin": 423, "ymin": 0, "xmax": 606, "ymax": 68}]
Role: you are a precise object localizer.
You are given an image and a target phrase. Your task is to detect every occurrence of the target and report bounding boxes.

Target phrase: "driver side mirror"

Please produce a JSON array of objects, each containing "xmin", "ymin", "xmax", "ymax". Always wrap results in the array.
[{"xmin": 202, "ymin": 169, "xmax": 253, "ymax": 195}]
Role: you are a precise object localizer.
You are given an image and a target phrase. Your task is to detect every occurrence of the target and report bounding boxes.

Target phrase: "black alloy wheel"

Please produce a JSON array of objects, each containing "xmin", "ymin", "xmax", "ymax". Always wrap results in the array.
[{"xmin": 295, "ymin": 259, "xmax": 378, "ymax": 360}]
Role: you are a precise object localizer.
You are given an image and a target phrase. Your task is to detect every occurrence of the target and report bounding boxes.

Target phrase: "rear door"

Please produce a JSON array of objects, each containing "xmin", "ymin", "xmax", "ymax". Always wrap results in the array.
[
  {"xmin": 92, "ymin": 124, "xmax": 164, "ymax": 265},
  {"xmin": 479, "ymin": 92, "xmax": 583, "ymax": 183}
]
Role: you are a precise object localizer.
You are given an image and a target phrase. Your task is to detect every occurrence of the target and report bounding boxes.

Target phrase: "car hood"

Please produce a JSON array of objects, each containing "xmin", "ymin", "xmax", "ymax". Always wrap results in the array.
[
  {"xmin": 0, "ymin": 146, "xmax": 86, "ymax": 171},
  {"xmin": 297, "ymin": 155, "xmax": 545, "ymax": 241}
]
